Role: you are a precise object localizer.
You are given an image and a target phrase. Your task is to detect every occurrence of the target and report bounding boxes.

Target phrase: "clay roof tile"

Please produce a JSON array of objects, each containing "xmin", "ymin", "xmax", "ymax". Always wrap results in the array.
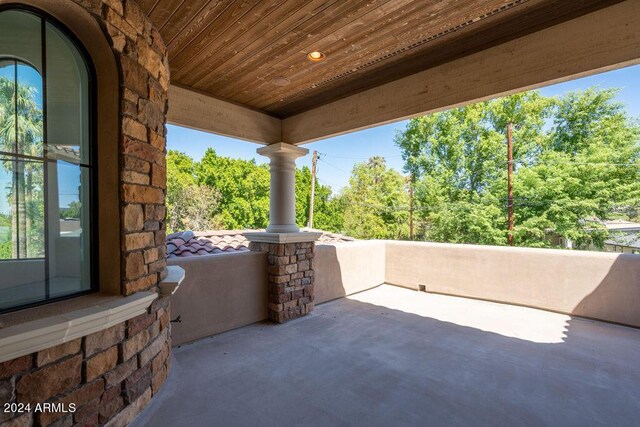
[{"xmin": 166, "ymin": 229, "xmax": 354, "ymax": 258}]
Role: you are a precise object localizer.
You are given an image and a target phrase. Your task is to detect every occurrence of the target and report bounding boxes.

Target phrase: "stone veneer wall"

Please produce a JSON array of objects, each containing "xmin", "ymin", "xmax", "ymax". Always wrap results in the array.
[
  {"xmin": 95, "ymin": 0, "xmax": 171, "ymax": 295},
  {"xmin": 1, "ymin": 1, "xmax": 171, "ymax": 426},
  {"xmin": 0, "ymin": 298, "xmax": 171, "ymax": 427},
  {"xmin": 249, "ymin": 242, "xmax": 316, "ymax": 323}
]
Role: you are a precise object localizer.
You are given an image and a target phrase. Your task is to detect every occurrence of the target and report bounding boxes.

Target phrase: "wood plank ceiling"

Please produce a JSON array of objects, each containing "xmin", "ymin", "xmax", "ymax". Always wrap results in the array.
[{"xmin": 140, "ymin": 0, "xmax": 621, "ymax": 118}]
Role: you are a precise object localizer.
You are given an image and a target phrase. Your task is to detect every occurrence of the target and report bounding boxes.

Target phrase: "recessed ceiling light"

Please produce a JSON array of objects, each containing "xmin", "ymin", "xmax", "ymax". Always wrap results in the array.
[
  {"xmin": 271, "ymin": 76, "xmax": 291, "ymax": 86},
  {"xmin": 307, "ymin": 51, "xmax": 326, "ymax": 62}
]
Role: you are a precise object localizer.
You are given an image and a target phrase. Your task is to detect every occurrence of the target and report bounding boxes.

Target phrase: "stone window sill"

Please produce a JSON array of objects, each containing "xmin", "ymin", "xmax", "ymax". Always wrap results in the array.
[{"xmin": 0, "ymin": 291, "xmax": 157, "ymax": 363}]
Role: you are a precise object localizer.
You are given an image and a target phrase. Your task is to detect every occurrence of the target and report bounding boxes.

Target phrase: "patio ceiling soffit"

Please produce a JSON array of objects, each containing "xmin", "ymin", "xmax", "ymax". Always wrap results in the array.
[{"xmin": 163, "ymin": 0, "xmax": 638, "ymax": 146}]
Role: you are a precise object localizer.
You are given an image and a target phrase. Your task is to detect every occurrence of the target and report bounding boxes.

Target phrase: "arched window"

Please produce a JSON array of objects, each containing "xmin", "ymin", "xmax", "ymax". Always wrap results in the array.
[{"xmin": 0, "ymin": 8, "xmax": 95, "ymax": 312}]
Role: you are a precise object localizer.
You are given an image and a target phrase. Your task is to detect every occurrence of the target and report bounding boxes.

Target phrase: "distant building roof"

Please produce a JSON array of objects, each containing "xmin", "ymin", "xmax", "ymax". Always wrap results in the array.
[
  {"xmin": 605, "ymin": 233, "xmax": 640, "ymax": 249},
  {"xmin": 601, "ymin": 220, "xmax": 640, "ymax": 232},
  {"xmin": 579, "ymin": 218, "xmax": 640, "ymax": 232},
  {"xmin": 48, "ymin": 145, "xmax": 81, "ymax": 163},
  {"xmin": 167, "ymin": 228, "xmax": 355, "ymax": 258}
]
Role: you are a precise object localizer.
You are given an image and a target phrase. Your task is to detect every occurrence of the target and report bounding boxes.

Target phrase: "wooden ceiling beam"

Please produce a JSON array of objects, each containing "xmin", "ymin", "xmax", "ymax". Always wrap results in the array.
[
  {"xmin": 167, "ymin": 85, "xmax": 281, "ymax": 145},
  {"xmin": 282, "ymin": 0, "xmax": 640, "ymax": 145}
]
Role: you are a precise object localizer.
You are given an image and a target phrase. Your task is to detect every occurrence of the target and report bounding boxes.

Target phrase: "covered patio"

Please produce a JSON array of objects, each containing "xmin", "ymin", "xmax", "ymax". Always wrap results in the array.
[
  {"xmin": 134, "ymin": 285, "xmax": 640, "ymax": 426},
  {"xmin": 0, "ymin": 1, "xmax": 638, "ymax": 426}
]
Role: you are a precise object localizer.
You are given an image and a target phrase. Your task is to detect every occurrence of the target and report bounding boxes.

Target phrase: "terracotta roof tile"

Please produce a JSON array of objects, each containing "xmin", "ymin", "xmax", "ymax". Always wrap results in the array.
[{"xmin": 166, "ymin": 228, "xmax": 355, "ymax": 258}]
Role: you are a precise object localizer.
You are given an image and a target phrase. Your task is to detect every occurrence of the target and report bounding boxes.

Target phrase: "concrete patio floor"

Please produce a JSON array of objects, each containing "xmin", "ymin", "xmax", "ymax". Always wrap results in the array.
[{"xmin": 133, "ymin": 285, "xmax": 640, "ymax": 427}]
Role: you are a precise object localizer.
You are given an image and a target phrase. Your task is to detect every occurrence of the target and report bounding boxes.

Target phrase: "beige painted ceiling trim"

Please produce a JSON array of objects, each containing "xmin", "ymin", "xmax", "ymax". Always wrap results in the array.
[{"xmin": 167, "ymin": 85, "xmax": 281, "ymax": 145}]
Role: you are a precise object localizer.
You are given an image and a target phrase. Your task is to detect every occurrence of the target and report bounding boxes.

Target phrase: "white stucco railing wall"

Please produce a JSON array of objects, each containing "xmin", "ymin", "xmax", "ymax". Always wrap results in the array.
[
  {"xmin": 168, "ymin": 251, "xmax": 268, "ymax": 345},
  {"xmin": 314, "ymin": 241, "xmax": 386, "ymax": 304},
  {"xmin": 385, "ymin": 241, "xmax": 640, "ymax": 327},
  {"xmin": 168, "ymin": 239, "xmax": 640, "ymax": 346}
]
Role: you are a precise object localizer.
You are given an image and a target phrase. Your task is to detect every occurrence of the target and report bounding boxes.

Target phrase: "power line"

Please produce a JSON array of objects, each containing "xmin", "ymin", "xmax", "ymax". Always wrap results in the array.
[
  {"xmin": 316, "ymin": 177, "xmax": 345, "ymax": 190},
  {"xmin": 339, "ymin": 197, "xmax": 630, "ymax": 212},
  {"xmin": 475, "ymin": 159, "xmax": 640, "ymax": 168},
  {"xmin": 322, "ymin": 154, "xmax": 640, "ymax": 171},
  {"xmin": 317, "ymin": 158, "xmax": 352, "ymax": 175},
  {"xmin": 318, "ymin": 152, "xmax": 404, "ymax": 160},
  {"xmin": 522, "ymin": 160, "xmax": 640, "ymax": 167}
]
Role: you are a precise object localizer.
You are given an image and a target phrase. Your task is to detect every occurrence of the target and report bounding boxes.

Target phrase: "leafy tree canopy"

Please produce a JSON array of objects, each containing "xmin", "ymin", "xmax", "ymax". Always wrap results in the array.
[
  {"xmin": 166, "ymin": 87, "xmax": 639, "ymax": 249},
  {"xmin": 166, "ymin": 149, "xmax": 342, "ymax": 233},
  {"xmin": 60, "ymin": 201, "xmax": 82, "ymax": 219},
  {"xmin": 341, "ymin": 156, "xmax": 409, "ymax": 239},
  {"xmin": 396, "ymin": 88, "xmax": 640, "ymax": 248}
]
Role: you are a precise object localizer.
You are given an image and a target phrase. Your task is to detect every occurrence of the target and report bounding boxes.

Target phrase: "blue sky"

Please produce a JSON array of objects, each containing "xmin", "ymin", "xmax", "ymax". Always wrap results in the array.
[{"xmin": 168, "ymin": 64, "xmax": 640, "ymax": 194}]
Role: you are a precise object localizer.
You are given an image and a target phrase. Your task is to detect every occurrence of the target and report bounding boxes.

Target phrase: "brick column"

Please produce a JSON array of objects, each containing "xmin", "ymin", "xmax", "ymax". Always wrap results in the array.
[{"xmin": 249, "ymin": 241, "xmax": 316, "ymax": 323}]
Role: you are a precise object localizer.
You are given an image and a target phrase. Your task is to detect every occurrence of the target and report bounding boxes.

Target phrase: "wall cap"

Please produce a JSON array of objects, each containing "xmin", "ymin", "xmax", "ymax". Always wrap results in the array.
[
  {"xmin": 159, "ymin": 266, "xmax": 186, "ymax": 297},
  {"xmin": 244, "ymin": 231, "xmax": 322, "ymax": 244},
  {"xmin": 0, "ymin": 292, "xmax": 157, "ymax": 363},
  {"xmin": 256, "ymin": 142, "xmax": 308, "ymax": 159}
]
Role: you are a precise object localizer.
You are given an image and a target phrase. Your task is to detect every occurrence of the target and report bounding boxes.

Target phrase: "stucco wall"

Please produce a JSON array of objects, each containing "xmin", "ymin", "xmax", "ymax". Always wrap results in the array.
[
  {"xmin": 385, "ymin": 241, "xmax": 640, "ymax": 327},
  {"xmin": 168, "ymin": 241, "xmax": 387, "ymax": 345},
  {"xmin": 315, "ymin": 241, "xmax": 386, "ymax": 304},
  {"xmin": 168, "ymin": 252, "xmax": 269, "ymax": 346},
  {"xmin": 169, "ymin": 239, "xmax": 638, "ymax": 347}
]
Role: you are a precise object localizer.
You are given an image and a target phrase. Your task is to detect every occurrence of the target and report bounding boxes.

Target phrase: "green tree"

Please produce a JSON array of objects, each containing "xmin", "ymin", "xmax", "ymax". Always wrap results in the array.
[
  {"xmin": 313, "ymin": 193, "xmax": 346, "ymax": 233},
  {"xmin": 0, "ymin": 241, "xmax": 10, "ymax": 259},
  {"xmin": 342, "ymin": 156, "xmax": 409, "ymax": 239},
  {"xmin": 512, "ymin": 88, "xmax": 640, "ymax": 247},
  {"xmin": 167, "ymin": 184, "xmax": 222, "ymax": 232},
  {"xmin": 295, "ymin": 166, "xmax": 344, "ymax": 232},
  {"xmin": 166, "ymin": 150, "xmax": 347, "ymax": 233},
  {"xmin": 196, "ymin": 148, "xmax": 270, "ymax": 229},
  {"xmin": 395, "ymin": 88, "xmax": 640, "ymax": 248},
  {"xmin": 166, "ymin": 150, "xmax": 223, "ymax": 233},
  {"xmin": 60, "ymin": 200, "xmax": 82, "ymax": 219},
  {"xmin": 0, "ymin": 72, "xmax": 44, "ymax": 258},
  {"xmin": 166, "ymin": 150, "xmax": 196, "ymax": 232}
]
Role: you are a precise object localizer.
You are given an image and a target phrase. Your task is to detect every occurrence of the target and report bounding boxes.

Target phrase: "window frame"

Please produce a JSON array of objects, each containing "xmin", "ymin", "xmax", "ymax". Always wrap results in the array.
[{"xmin": 0, "ymin": 5, "xmax": 99, "ymax": 314}]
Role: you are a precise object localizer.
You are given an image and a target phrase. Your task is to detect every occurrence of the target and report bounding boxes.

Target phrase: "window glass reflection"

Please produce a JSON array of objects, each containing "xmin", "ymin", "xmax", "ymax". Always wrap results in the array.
[
  {"xmin": 0, "ymin": 9, "xmax": 94, "ymax": 312},
  {"xmin": 48, "ymin": 161, "xmax": 91, "ymax": 298}
]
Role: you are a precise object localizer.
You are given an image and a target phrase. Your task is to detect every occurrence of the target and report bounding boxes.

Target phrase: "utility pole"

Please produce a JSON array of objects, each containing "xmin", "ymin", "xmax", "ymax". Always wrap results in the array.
[
  {"xmin": 408, "ymin": 174, "xmax": 415, "ymax": 240},
  {"xmin": 308, "ymin": 150, "xmax": 318, "ymax": 228},
  {"xmin": 507, "ymin": 123, "xmax": 514, "ymax": 246}
]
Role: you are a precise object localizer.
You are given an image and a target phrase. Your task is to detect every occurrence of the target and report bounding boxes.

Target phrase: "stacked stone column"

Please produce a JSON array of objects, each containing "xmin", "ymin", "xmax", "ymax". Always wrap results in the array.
[{"xmin": 250, "ymin": 241, "xmax": 315, "ymax": 322}]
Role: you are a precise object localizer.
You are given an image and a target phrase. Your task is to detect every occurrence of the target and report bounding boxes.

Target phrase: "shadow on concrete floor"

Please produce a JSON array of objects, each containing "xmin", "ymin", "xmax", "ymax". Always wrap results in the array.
[{"xmin": 133, "ymin": 285, "xmax": 640, "ymax": 427}]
